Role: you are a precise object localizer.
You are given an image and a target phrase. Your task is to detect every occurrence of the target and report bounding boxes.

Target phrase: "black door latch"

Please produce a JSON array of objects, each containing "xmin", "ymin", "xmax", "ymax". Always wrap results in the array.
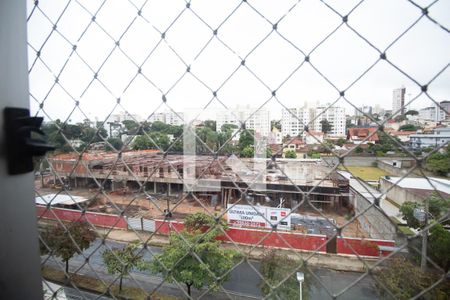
[{"xmin": 3, "ymin": 107, "xmax": 54, "ymax": 175}]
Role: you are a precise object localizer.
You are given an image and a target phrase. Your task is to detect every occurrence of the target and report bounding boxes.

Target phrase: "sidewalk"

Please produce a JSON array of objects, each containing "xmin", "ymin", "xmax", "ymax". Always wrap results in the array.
[{"xmin": 97, "ymin": 228, "xmax": 380, "ymax": 273}]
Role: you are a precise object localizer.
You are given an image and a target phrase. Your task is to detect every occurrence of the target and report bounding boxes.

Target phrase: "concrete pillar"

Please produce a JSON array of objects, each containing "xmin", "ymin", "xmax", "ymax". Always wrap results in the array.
[
  {"xmin": 167, "ymin": 183, "xmax": 171, "ymax": 196},
  {"xmin": 153, "ymin": 182, "xmax": 157, "ymax": 194}
]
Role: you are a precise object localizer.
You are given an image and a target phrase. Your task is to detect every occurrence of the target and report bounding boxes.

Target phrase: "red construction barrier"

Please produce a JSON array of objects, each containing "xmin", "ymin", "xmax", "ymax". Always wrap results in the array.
[
  {"xmin": 153, "ymin": 220, "xmax": 397, "ymax": 256},
  {"xmin": 36, "ymin": 205, "xmax": 128, "ymax": 229},
  {"xmin": 220, "ymin": 227, "xmax": 328, "ymax": 252},
  {"xmin": 154, "ymin": 220, "xmax": 185, "ymax": 234},
  {"xmin": 36, "ymin": 209, "xmax": 395, "ymax": 257},
  {"xmin": 337, "ymin": 237, "xmax": 395, "ymax": 257}
]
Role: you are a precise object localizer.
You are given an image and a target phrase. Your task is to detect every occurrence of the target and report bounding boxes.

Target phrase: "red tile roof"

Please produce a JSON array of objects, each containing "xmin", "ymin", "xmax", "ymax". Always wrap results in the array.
[{"xmin": 348, "ymin": 128, "xmax": 379, "ymax": 142}]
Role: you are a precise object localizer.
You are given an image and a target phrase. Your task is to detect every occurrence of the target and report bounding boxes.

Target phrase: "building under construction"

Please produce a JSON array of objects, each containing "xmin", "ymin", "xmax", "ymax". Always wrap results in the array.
[{"xmin": 48, "ymin": 150, "xmax": 349, "ymax": 210}]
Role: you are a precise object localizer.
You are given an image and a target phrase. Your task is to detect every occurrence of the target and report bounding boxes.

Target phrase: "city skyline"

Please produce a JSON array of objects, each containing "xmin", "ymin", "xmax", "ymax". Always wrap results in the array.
[{"xmin": 28, "ymin": 0, "xmax": 450, "ymax": 123}]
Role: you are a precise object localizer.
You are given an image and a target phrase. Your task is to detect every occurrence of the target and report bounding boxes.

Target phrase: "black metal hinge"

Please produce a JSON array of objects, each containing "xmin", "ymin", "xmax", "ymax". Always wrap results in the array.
[{"xmin": 3, "ymin": 107, "xmax": 54, "ymax": 175}]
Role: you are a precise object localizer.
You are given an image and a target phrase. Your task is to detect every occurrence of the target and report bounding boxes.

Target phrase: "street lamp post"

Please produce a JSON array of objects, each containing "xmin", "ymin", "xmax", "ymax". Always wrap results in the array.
[{"xmin": 296, "ymin": 272, "xmax": 304, "ymax": 300}]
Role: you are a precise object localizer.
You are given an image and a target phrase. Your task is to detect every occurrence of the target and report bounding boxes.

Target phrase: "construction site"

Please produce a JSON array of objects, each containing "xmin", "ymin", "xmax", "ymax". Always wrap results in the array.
[{"xmin": 36, "ymin": 150, "xmax": 372, "ymax": 237}]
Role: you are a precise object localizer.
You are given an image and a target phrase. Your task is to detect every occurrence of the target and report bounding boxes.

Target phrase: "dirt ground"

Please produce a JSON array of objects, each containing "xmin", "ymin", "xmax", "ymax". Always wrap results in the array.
[{"xmin": 35, "ymin": 182, "xmax": 367, "ymax": 238}]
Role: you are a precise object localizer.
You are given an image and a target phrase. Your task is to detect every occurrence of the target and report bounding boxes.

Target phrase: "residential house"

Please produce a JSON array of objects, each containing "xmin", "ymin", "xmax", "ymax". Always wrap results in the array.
[{"xmin": 347, "ymin": 127, "xmax": 379, "ymax": 144}]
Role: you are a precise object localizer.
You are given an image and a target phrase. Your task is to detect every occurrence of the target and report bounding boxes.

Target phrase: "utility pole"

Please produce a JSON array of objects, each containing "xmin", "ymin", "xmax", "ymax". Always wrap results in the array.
[{"xmin": 421, "ymin": 197, "xmax": 429, "ymax": 271}]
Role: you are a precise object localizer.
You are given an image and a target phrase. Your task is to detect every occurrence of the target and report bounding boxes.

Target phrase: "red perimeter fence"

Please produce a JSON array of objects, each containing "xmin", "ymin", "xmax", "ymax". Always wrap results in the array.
[{"xmin": 36, "ymin": 206, "xmax": 395, "ymax": 257}]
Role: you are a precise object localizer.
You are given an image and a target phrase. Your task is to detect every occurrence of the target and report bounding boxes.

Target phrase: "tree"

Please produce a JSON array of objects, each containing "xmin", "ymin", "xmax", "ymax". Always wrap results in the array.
[
  {"xmin": 399, "ymin": 193, "xmax": 449, "ymax": 230},
  {"xmin": 307, "ymin": 150, "xmax": 321, "ymax": 158},
  {"xmin": 46, "ymin": 222, "xmax": 96, "ymax": 274},
  {"xmin": 238, "ymin": 129, "xmax": 254, "ymax": 151},
  {"xmin": 150, "ymin": 213, "xmax": 240, "ymax": 297},
  {"xmin": 405, "ymin": 110, "xmax": 419, "ymax": 116},
  {"xmin": 122, "ymin": 120, "xmax": 139, "ymax": 134},
  {"xmin": 260, "ymin": 250, "xmax": 309, "ymax": 299},
  {"xmin": 284, "ymin": 150, "xmax": 297, "ymax": 159},
  {"xmin": 265, "ymin": 147, "xmax": 272, "ymax": 158},
  {"xmin": 346, "ymin": 119, "xmax": 355, "ymax": 129},
  {"xmin": 399, "ymin": 124, "xmax": 418, "ymax": 131},
  {"xmin": 131, "ymin": 132, "xmax": 170, "ymax": 151},
  {"xmin": 271, "ymin": 120, "xmax": 281, "ymax": 131},
  {"xmin": 106, "ymin": 137, "xmax": 124, "ymax": 151},
  {"xmin": 400, "ymin": 193, "xmax": 449, "ymax": 271},
  {"xmin": 426, "ymin": 145, "xmax": 450, "ymax": 176},
  {"xmin": 220, "ymin": 123, "xmax": 238, "ymax": 133},
  {"xmin": 335, "ymin": 138, "xmax": 346, "ymax": 147},
  {"xmin": 203, "ymin": 120, "xmax": 217, "ymax": 131},
  {"xmin": 240, "ymin": 146, "xmax": 254, "ymax": 158},
  {"xmin": 399, "ymin": 201, "xmax": 422, "ymax": 229},
  {"xmin": 375, "ymin": 256, "xmax": 450, "ymax": 300},
  {"xmin": 217, "ymin": 130, "xmax": 236, "ymax": 155},
  {"xmin": 428, "ymin": 224, "xmax": 450, "ymax": 271},
  {"xmin": 320, "ymin": 119, "xmax": 332, "ymax": 134},
  {"xmin": 80, "ymin": 123, "xmax": 108, "ymax": 143},
  {"xmin": 196, "ymin": 126, "xmax": 218, "ymax": 154},
  {"xmin": 102, "ymin": 242, "xmax": 146, "ymax": 292}
]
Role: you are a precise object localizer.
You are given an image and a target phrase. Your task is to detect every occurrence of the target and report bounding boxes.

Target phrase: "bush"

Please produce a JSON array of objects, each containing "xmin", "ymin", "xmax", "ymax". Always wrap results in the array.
[
  {"xmin": 284, "ymin": 150, "xmax": 297, "ymax": 159},
  {"xmin": 375, "ymin": 256, "xmax": 450, "ymax": 300},
  {"xmin": 260, "ymin": 250, "xmax": 309, "ymax": 299},
  {"xmin": 375, "ymin": 150, "xmax": 385, "ymax": 157}
]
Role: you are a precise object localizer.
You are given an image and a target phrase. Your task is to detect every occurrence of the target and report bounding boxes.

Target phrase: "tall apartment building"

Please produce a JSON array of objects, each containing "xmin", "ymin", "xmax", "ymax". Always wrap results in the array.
[
  {"xmin": 355, "ymin": 105, "xmax": 372, "ymax": 117},
  {"xmin": 392, "ymin": 87, "xmax": 406, "ymax": 115},
  {"xmin": 148, "ymin": 112, "xmax": 165, "ymax": 123},
  {"xmin": 314, "ymin": 105, "xmax": 346, "ymax": 136},
  {"xmin": 281, "ymin": 104, "xmax": 346, "ymax": 138},
  {"xmin": 216, "ymin": 106, "xmax": 270, "ymax": 137},
  {"xmin": 419, "ymin": 100, "xmax": 450, "ymax": 122},
  {"xmin": 281, "ymin": 107, "xmax": 310, "ymax": 137},
  {"xmin": 148, "ymin": 111, "xmax": 184, "ymax": 125},
  {"xmin": 164, "ymin": 111, "xmax": 184, "ymax": 126},
  {"xmin": 109, "ymin": 111, "xmax": 142, "ymax": 123}
]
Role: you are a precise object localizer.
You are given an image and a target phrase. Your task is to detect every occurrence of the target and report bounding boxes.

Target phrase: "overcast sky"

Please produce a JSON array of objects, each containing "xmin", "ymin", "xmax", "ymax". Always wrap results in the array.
[{"xmin": 27, "ymin": 0, "xmax": 450, "ymax": 123}]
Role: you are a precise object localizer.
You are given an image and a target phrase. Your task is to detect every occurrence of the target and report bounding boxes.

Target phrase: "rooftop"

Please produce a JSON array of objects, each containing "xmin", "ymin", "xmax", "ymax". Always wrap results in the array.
[
  {"xmin": 35, "ymin": 193, "xmax": 90, "ymax": 206},
  {"xmin": 382, "ymin": 176, "xmax": 450, "ymax": 198}
]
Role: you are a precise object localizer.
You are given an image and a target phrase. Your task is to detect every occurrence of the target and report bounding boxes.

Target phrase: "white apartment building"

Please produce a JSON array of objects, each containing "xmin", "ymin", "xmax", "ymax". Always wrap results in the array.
[
  {"xmin": 216, "ymin": 107, "xmax": 270, "ymax": 137},
  {"xmin": 419, "ymin": 101, "xmax": 450, "ymax": 122},
  {"xmin": 105, "ymin": 111, "xmax": 142, "ymax": 137},
  {"xmin": 148, "ymin": 111, "xmax": 184, "ymax": 125},
  {"xmin": 148, "ymin": 112, "xmax": 165, "ymax": 123},
  {"xmin": 281, "ymin": 107, "xmax": 310, "ymax": 137},
  {"xmin": 164, "ymin": 111, "xmax": 184, "ymax": 126},
  {"xmin": 419, "ymin": 107, "xmax": 444, "ymax": 122},
  {"xmin": 355, "ymin": 105, "xmax": 372, "ymax": 117},
  {"xmin": 314, "ymin": 105, "xmax": 346, "ymax": 137},
  {"xmin": 392, "ymin": 87, "xmax": 406, "ymax": 116},
  {"xmin": 281, "ymin": 105, "xmax": 346, "ymax": 138},
  {"xmin": 268, "ymin": 128, "xmax": 283, "ymax": 144},
  {"xmin": 109, "ymin": 111, "xmax": 142, "ymax": 123}
]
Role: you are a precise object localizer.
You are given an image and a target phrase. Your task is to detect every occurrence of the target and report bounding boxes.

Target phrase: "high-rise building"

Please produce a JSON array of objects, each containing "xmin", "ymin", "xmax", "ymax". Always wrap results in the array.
[
  {"xmin": 392, "ymin": 87, "xmax": 406, "ymax": 115},
  {"xmin": 148, "ymin": 112, "xmax": 165, "ymax": 123},
  {"xmin": 216, "ymin": 106, "xmax": 270, "ymax": 137},
  {"xmin": 419, "ymin": 100, "xmax": 450, "ymax": 122},
  {"xmin": 164, "ymin": 111, "xmax": 184, "ymax": 126},
  {"xmin": 281, "ymin": 107, "xmax": 310, "ymax": 137},
  {"xmin": 314, "ymin": 105, "xmax": 346, "ymax": 136},
  {"xmin": 281, "ymin": 104, "xmax": 346, "ymax": 138},
  {"xmin": 147, "ymin": 111, "xmax": 184, "ymax": 125},
  {"xmin": 355, "ymin": 105, "xmax": 372, "ymax": 117}
]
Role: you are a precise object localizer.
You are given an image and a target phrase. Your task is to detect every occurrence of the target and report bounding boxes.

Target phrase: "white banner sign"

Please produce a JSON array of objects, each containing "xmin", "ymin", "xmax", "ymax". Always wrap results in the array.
[{"xmin": 227, "ymin": 204, "xmax": 291, "ymax": 230}]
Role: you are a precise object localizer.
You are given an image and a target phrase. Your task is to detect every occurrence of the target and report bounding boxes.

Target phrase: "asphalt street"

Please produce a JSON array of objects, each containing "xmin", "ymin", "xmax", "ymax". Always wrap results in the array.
[{"xmin": 43, "ymin": 239, "xmax": 380, "ymax": 299}]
